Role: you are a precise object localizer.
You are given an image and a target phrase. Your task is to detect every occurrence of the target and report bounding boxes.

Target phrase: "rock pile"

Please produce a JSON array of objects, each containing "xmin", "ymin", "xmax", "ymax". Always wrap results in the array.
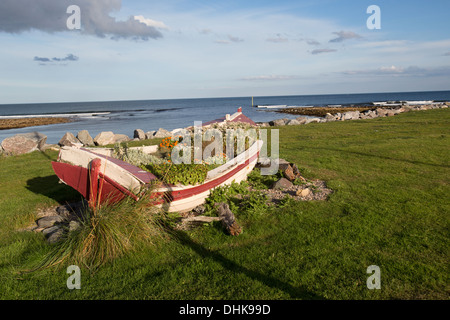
[
  {"xmin": 55, "ymin": 127, "xmax": 173, "ymax": 149},
  {"xmin": 25, "ymin": 201, "xmax": 86, "ymax": 244},
  {"xmin": 134, "ymin": 128, "xmax": 171, "ymax": 140},
  {"xmin": 264, "ymin": 179, "xmax": 332, "ymax": 203},
  {"xmin": 259, "ymin": 103, "xmax": 449, "ymax": 127},
  {"xmin": 257, "ymin": 158, "xmax": 332, "ymax": 202},
  {"xmin": 0, "ymin": 124, "xmax": 188, "ymax": 156},
  {"xmin": 57, "ymin": 130, "xmax": 132, "ymax": 147}
]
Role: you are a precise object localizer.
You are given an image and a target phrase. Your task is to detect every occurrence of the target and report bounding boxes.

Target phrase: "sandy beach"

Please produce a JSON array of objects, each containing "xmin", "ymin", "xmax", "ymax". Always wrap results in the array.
[{"xmin": 0, "ymin": 117, "xmax": 71, "ymax": 130}]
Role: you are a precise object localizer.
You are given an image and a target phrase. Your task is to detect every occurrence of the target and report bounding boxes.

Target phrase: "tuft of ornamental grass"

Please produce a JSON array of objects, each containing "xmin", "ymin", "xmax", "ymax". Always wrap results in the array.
[{"xmin": 32, "ymin": 185, "xmax": 167, "ymax": 272}]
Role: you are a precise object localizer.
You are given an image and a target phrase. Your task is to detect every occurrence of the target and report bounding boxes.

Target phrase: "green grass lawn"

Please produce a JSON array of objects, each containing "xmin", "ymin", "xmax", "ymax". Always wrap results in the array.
[{"xmin": 0, "ymin": 109, "xmax": 448, "ymax": 299}]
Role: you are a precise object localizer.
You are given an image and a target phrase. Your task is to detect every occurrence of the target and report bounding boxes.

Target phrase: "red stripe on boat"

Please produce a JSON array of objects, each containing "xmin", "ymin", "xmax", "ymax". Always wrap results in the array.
[{"xmin": 164, "ymin": 151, "xmax": 259, "ymax": 201}]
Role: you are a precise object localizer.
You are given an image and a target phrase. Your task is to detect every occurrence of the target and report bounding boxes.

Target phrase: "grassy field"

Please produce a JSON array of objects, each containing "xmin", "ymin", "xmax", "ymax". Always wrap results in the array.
[{"xmin": 0, "ymin": 109, "xmax": 448, "ymax": 300}]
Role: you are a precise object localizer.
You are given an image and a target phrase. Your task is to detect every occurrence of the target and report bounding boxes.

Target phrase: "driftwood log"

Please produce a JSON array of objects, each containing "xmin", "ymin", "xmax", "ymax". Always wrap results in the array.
[
  {"xmin": 216, "ymin": 202, "xmax": 242, "ymax": 236},
  {"xmin": 180, "ymin": 203, "xmax": 242, "ymax": 236},
  {"xmin": 182, "ymin": 216, "xmax": 220, "ymax": 224}
]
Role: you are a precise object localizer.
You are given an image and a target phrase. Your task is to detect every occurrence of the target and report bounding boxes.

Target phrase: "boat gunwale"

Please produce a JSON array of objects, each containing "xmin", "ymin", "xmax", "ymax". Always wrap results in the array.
[{"xmin": 57, "ymin": 139, "xmax": 263, "ymax": 191}]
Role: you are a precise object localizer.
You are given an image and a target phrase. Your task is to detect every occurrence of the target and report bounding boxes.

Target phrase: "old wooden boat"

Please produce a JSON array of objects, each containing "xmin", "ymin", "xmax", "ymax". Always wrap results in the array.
[
  {"xmin": 52, "ymin": 140, "xmax": 262, "ymax": 212},
  {"xmin": 51, "ymin": 110, "xmax": 263, "ymax": 213}
]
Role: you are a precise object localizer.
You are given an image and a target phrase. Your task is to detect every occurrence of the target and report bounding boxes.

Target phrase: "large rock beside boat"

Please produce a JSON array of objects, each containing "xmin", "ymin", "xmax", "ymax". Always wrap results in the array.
[
  {"xmin": 1, "ymin": 132, "xmax": 47, "ymax": 155},
  {"xmin": 114, "ymin": 133, "xmax": 131, "ymax": 143},
  {"xmin": 271, "ymin": 178, "xmax": 293, "ymax": 190},
  {"xmin": 22, "ymin": 132, "xmax": 48, "ymax": 150},
  {"xmin": 94, "ymin": 131, "xmax": 116, "ymax": 146},
  {"xmin": 134, "ymin": 128, "xmax": 171, "ymax": 139},
  {"xmin": 59, "ymin": 132, "xmax": 81, "ymax": 147},
  {"xmin": 1, "ymin": 135, "xmax": 38, "ymax": 155},
  {"xmin": 153, "ymin": 128, "xmax": 171, "ymax": 138},
  {"xmin": 145, "ymin": 131, "xmax": 156, "ymax": 139},
  {"xmin": 77, "ymin": 130, "xmax": 95, "ymax": 146},
  {"xmin": 134, "ymin": 129, "xmax": 146, "ymax": 140}
]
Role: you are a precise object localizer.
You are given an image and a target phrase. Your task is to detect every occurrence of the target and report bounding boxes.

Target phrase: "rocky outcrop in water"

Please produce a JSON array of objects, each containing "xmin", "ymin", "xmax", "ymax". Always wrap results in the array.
[{"xmin": 261, "ymin": 103, "xmax": 449, "ymax": 127}]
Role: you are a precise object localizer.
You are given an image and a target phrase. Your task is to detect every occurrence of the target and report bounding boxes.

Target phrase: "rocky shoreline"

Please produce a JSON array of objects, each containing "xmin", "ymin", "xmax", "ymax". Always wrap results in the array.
[
  {"xmin": 0, "ymin": 102, "xmax": 448, "ymax": 156},
  {"xmin": 258, "ymin": 102, "xmax": 449, "ymax": 127},
  {"xmin": 276, "ymin": 106, "xmax": 374, "ymax": 117}
]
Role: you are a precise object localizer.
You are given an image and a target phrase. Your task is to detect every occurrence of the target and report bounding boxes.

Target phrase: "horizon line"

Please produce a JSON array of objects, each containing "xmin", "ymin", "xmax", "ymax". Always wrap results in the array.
[{"xmin": 1, "ymin": 89, "xmax": 450, "ymax": 106}]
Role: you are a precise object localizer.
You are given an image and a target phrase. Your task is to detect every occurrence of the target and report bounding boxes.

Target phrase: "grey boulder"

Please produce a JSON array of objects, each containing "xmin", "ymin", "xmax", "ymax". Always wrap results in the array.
[
  {"xmin": 134, "ymin": 129, "xmax": 146, "ymax": 140},
  {"xmin": 1, "ymin": 132, "xmax": 46, "ymax": 155},
  {"xmin": 59, "ymin": 132, "xmax": 81, "ymax": 147},
  {"xmin": 77, "ymin": 130, "xmax": 95, "ymax": 146},
  {"xmin": 114, "ymin": 134, "xmax": 131, "ymax": 143},
  {"xmin": 153, "ymin": 128, "xmax": 171, "ymax": 138},
  {"xmin": 94, "ymin": 131, "xmax": 115, "ymax": 146}
]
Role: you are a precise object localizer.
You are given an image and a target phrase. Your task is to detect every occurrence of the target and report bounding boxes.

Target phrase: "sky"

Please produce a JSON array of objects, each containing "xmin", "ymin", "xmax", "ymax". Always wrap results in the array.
[{"xmin": 0, "ymin": 0, "xmax": 449, "ymax": 104}]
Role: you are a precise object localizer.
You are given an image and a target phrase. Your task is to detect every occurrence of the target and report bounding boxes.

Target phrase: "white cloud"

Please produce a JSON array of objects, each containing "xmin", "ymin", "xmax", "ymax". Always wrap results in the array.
[
  {"xmin": 379, "ymin": 65, "xmax": 404, "ymax": 73},
  {"xmin": 341, "ymin": 65, "xmax": 450, "ymax": 77},
  {"xmin": 134, "ymin": 15, "xmax": 169, "ymax": 30}
]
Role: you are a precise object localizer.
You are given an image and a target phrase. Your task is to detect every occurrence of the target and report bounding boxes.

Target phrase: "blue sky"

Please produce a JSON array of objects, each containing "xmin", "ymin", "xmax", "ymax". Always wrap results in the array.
[{"xmin": 0, "ymin": 0, "xmax": 449, "ymax": 104}]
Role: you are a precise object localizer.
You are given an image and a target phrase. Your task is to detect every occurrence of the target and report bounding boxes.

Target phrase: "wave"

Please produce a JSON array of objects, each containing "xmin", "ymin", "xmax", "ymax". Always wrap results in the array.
[{"xmin": 154, "ymin": 107, "xmax": 184, "ymax": 113}]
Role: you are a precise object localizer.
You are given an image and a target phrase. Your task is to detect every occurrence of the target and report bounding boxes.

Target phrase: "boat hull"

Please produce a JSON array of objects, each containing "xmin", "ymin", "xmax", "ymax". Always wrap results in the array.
[{"xmin": 52, "ymin": 140, "xmax": 262, "ymax": 212}]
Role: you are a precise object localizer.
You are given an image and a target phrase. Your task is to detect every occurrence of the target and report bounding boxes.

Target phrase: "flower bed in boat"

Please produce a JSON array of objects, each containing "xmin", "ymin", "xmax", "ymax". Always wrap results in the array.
[{"xmin": 112, "ymin": 136, "xmax": 232, "ymax": 186}]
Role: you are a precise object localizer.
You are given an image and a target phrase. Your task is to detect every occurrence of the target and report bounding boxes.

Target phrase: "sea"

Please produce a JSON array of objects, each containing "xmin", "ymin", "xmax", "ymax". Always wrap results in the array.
[{"xmin": 1, "ymin": 90, "xmax": 449, "ymax": 144}]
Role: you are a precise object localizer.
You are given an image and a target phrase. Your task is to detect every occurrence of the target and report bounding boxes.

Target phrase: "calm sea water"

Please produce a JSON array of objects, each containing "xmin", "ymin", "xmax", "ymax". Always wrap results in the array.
[{"xmin": 1, "ymin": 91, "xmax": 449, "ymax": 144}]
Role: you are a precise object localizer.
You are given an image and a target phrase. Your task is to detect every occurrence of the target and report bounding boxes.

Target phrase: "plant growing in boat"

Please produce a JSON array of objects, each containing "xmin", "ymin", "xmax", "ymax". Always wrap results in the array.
[
  {"xmin": 202, "ymin": 152, "xmax": 228, "ymax": 165},
  {"xmin": 113, "ymin": 143, "xmax": 165, "ymax": 167},
  {"xmin": 159, "ymin": 136, "xmax": 183, "ymax": 160},
  {"xmin": 114, "ymin": 127, "xmax": 257, "ymax": 187},
  {"xmin": 142, "ymin": 162, "xmax": 210, "ymax": 186}
]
